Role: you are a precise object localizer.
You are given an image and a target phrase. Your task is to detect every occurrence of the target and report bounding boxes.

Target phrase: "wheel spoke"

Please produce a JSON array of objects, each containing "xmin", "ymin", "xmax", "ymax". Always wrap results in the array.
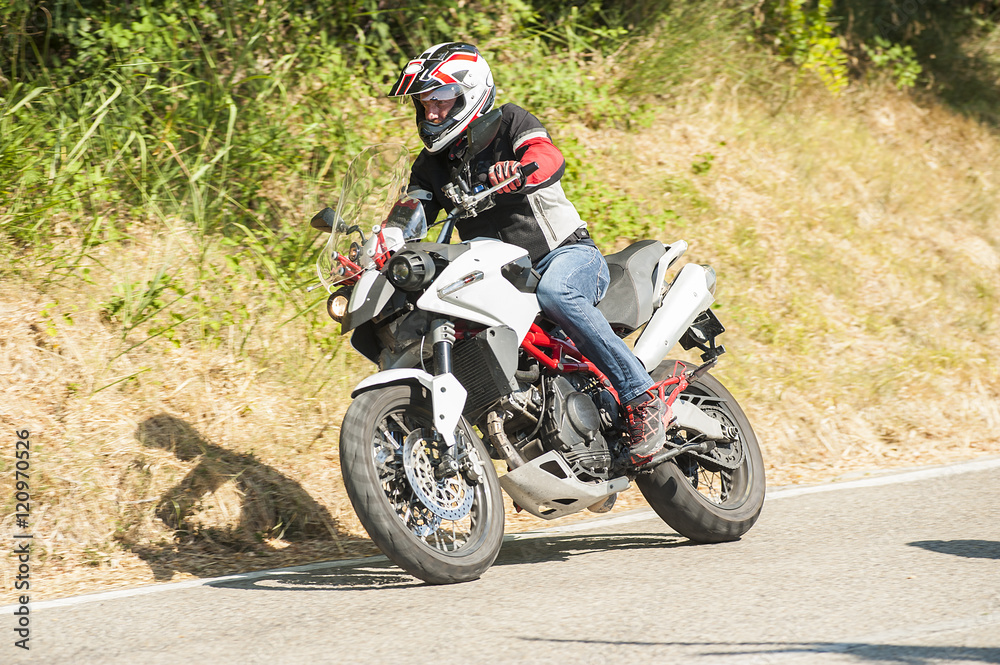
[
  {"xmin": 674, "ymin": 393, "xmax": 750, "ymax": 508},
  {"xmin": 370, "ymin": 406, "xmax": 482, "ymax": 554},
  {"xmin": 387, "ymin": 412, "xmax": 412, "ymax": 437},
  {"xmin": 377, "ymin": 423, "xmax": 401, "ymax": 450}
]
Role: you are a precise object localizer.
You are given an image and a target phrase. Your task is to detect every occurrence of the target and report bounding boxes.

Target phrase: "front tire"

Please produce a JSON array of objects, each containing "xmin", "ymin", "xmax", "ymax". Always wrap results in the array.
[
  {"xmin": 636, "ymin": 360, "xmax": 765, "ymax": 543},
  {"xmin": 340, "ymin": 383, "xmax": 504, "ymax": 584}
]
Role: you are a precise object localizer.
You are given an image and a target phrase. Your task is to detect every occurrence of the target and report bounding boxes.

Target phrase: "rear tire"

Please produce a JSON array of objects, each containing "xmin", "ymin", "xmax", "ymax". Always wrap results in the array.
[
  {"xmin": 636, "ymin": 360, "xmax": 765, "ymax": 543},
  {"xmin": 340, "ymin": 383, "xmax": 504, "ymax": 584}
]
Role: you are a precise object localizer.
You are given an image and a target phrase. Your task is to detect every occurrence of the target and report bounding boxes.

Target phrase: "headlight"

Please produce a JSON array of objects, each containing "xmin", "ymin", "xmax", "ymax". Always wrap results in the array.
[
  {"xmin": 327, "ymin": 288, "xmax": 351, "ymax": 323},
  {"xmin": 391, "ymin": 260, "xmax": 411, "ymax": 283},
  {"xmin": 385, "ymin": 250, "xmax": 436, "ymax": 291}
]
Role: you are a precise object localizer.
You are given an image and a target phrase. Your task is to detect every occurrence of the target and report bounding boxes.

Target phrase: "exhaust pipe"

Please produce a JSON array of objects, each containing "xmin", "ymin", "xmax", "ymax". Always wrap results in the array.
[{"xmin": 633, "ymin": 263, "xmax": 715, "ymax": 371}]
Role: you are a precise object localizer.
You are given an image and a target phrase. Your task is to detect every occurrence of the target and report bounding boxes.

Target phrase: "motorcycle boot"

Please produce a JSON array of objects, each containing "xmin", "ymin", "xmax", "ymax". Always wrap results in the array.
[{"xmin": 624, "ymin": 393, "xmax": 668, "ymax": 465}]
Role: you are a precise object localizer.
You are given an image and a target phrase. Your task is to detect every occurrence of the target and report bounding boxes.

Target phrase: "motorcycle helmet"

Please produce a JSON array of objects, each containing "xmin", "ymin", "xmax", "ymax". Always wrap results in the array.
[{"xmin": 388, "ymin": 42, "xmax": 496, "ymax": 154}]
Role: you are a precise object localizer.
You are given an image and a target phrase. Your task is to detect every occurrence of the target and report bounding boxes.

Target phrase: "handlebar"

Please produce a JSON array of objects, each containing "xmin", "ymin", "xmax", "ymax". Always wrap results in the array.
[{"xmin": 436, "ymin": 161, "xmax": 539, "ymax": 243}]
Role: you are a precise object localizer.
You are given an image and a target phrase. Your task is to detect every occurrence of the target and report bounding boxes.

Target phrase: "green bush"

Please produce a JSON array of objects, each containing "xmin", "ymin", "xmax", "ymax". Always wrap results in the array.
[
  {"xmin": 862, "ymin": 36, "xmax": 922, "ymax": 88},
  {"xmin": 765, "ymin": 0, "xmax": 849, "ymax": 94}
]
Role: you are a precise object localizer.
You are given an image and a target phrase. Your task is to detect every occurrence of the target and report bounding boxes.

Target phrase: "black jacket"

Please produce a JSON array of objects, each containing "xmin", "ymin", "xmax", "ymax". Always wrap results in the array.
[{"xmin": 406, "ymin": 103, "xmax": 586, "ymax": 264}]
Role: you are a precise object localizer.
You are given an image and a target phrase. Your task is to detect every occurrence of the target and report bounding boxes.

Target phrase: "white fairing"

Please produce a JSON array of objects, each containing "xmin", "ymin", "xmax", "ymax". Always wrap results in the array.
[
  {"xmin": 347, "ymin": 269, "xmax": 391, "ymax": 314},
  {"xmin": 381, "ymin": 227, "xmax": 406, "ymax": 254},
  {"xmin": 352, "ymin": 369, "xmax": 467, "ymax": 449},
  {"xmin": 416, "ymin": 238, "xmax": 540, "ymax": 341},
  {"xmin": 633, "ymin": 263, "xmax": 715, "ymax": 371}
]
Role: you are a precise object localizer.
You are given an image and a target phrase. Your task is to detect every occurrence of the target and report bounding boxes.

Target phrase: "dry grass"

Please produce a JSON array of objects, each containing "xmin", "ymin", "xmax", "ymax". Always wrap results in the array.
[{"xmin": 2, "ymin": 76, "xmax": 1000, "ymax": 602}]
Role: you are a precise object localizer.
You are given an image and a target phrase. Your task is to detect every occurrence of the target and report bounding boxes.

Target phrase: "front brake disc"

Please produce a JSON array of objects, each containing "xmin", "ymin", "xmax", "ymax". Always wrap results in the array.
[{"xmin": 402, "ymin": 430, "xmax": 475, "ymax": 521}]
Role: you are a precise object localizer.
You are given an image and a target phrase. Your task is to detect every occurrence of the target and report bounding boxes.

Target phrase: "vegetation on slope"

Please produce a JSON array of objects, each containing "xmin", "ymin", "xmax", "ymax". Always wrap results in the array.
[{"xmin": 1, "ymin": 1, "xmax": 998, "ymax": 598}]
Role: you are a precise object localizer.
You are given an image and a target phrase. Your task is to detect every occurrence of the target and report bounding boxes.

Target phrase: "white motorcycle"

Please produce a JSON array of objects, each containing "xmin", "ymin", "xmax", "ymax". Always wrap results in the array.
[{"xmin": 313, "ymin": 111, "xmax": 765, "ymax": 584}]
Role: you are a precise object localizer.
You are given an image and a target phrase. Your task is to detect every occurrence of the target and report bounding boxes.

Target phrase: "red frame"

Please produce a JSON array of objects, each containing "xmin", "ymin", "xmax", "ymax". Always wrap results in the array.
[
  {"xmin": 329, "ymin": 227, "xmax": 392, "ymax": 287},
  {"xmin": 458, "ymin": 322, "xmax": 693, "ymax": 409}
]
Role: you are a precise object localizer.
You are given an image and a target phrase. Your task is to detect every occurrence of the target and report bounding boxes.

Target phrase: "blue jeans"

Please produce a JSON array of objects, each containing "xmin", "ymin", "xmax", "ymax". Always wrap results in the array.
[{"xmin": 534, "ymin": 243, "xmax": 654, "ymax": 404}]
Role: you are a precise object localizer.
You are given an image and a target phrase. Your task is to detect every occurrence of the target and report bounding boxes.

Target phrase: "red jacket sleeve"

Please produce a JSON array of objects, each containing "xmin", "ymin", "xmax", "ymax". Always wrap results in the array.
[
  {"xmin": 520, "ymin": 137, "xmax": 566, "ymax": 186},
  {"xmin": 515, "ymin": 136, "xmax": 564, "ymax": 188}
]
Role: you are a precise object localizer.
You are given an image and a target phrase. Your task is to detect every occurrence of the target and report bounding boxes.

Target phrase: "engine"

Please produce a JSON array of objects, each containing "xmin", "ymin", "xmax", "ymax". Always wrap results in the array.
[{"xmin": 498, "ymin": 374, "xmax": 619, "ymax": 483}]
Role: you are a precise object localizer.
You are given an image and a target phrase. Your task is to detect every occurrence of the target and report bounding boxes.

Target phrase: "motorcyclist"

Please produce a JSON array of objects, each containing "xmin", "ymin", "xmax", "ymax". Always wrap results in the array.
[{"xmin": 388, "ymin": 42, "xmax": 667, "ymax": 465}]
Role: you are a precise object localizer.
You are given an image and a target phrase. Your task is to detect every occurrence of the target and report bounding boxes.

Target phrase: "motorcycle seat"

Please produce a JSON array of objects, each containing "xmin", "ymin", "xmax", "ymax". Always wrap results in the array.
[{"xmin": 596, "ymin": 239, "xmax": 665, "ymax": 335}]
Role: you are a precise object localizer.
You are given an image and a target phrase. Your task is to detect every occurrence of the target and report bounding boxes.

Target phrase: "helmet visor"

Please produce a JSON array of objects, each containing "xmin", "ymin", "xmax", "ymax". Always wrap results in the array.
[{"xmin": 419, "ymin": 83, "xmax": 464, "ymax": 102}]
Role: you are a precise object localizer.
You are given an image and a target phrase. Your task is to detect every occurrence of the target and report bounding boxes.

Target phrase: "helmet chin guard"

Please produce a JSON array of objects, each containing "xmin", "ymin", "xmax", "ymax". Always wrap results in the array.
[{"xmin": 388, "ymin": 42, "xmax": 496, "ymax": 154}]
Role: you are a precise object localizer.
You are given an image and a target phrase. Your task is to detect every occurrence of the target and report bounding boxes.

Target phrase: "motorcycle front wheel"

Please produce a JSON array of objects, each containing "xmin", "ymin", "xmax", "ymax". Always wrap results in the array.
[
  {"xmin": 340, "ymin": 383, "xmax": 504, "ymax": 584},
  {"xmin": 636, "ymin": 359, "xmax": 765, "ymax": 543}
]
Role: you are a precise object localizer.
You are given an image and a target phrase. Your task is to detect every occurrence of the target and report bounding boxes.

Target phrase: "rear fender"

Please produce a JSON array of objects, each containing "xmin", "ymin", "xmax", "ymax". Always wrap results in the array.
[{"xmin": 351, "ymin": 369, "xmax": 467, "ymax": 449}]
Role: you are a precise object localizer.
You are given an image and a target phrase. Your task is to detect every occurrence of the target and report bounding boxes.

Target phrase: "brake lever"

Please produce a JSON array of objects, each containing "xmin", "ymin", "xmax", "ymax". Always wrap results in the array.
[
  {"xmin": 447, "ymin": 162, "xmax": 540, "ymax": 214},
  {"xmin": 437, "ymin": 162, "xmax": 540, "ymax": 243}
]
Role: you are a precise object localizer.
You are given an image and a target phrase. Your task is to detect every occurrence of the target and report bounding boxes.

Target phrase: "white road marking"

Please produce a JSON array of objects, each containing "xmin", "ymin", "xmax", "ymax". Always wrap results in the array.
[
  {"xmin": 763, "ymin": 456, "xmax": 1000, "ymax": 499},
  {"xmin": 4, "ymin": 456, "xmax": 998, "ymax": 614}
]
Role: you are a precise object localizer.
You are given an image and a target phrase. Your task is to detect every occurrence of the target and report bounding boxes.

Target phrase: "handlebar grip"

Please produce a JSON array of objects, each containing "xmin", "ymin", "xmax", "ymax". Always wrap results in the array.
[{"xmin": 520, "ymin": 162, "xmax": 539, "ymax": 177}]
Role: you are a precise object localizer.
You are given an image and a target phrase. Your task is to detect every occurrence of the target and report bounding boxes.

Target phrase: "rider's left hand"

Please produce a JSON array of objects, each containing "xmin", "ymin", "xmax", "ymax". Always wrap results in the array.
[{"xmin": 488, "ymin": 161, "xmax": 524, "ymax": 193}]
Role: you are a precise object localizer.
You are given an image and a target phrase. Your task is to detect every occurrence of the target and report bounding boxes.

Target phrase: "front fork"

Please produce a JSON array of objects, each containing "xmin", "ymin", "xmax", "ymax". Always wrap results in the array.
[
  {"xmin": 430, "ymin": 318, "xmax": 455, "ymax": 376},
  {"xmin": 429, "ymin": 319, "xmax": 482, "ymax": 484}
]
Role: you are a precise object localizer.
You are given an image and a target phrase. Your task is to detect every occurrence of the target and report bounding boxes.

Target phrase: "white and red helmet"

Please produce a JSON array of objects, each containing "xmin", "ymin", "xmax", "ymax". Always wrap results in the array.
[{"xmin": 388, "ymin": 42, "xmax": 496, "ymax": 154}]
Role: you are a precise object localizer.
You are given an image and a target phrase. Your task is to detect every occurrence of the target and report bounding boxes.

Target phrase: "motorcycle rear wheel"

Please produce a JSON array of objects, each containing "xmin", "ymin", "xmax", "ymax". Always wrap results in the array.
[
  {"xmin": 340, "ymin": 383, "xmax": 505, "ymax": 584},
  {"xmin": 636, "ymin": 359, "xmax": 765, "ymax": 543}
]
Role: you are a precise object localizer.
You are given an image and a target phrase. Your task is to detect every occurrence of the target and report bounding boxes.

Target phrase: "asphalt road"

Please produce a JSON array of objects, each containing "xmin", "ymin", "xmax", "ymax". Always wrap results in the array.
[{"xmin": 7, "ymin": 458, "xmax": 1000, "ymax": 664}]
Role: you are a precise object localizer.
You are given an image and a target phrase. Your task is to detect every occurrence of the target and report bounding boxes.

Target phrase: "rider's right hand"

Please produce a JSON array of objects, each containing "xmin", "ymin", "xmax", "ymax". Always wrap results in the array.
[{"xmin": 488, "ymin": 161, "xmax": 524, "ymax": 193}]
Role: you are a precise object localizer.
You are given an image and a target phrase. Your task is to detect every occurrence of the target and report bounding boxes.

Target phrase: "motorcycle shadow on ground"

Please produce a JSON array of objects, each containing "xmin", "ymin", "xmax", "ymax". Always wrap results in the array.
[
  {"xmin": 908, "ymin": 539, "xmax": 1000, "ymax": 560},
  {"xmin": 518, "ymin": 637, "xmax": 1000, "ymax": 664},
  {"xmin": 207, "ymin": 531, "xmax": 695, "ymax": 593},
  {"xmin": 129, "ymin": 414, "xmax": 364, "ymax": 582}
]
